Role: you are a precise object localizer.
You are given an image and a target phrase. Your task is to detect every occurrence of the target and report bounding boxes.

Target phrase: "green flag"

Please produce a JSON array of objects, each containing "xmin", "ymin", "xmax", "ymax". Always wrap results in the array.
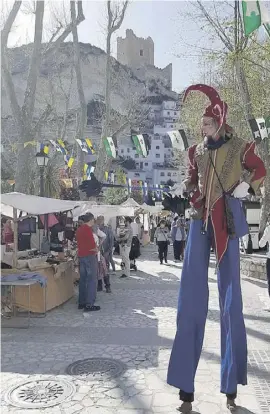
[
  {"xmin": 242, "ymin": 0, "xmax": 270, "ymax": 36},
  {"xmin": 132, "ymin": 134, "xmax": 147, "ymax": 157},
  {"xmin": 265, "ymin": 116, "xmax": 270, "ymax": 137},
  {"xmin": 103, "ymin": 136, "xmax": 116, "ymax": 158}
]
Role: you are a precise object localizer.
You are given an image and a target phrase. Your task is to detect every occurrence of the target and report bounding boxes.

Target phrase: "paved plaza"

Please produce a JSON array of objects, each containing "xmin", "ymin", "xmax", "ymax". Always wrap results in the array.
[{"xmin": 1, "ymin": 245, "xmax": 270, "ymax": 414}]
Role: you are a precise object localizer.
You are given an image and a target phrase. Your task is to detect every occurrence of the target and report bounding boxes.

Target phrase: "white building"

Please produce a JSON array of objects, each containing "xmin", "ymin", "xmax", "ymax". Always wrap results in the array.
[{"xmin": 152, "ymin": 167, "xmax": 183, "ymax": 186}]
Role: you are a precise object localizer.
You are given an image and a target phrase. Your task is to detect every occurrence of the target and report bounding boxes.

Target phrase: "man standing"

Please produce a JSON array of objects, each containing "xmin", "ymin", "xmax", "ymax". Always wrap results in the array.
[
  {"xmin": 167, "ymin": 84, "xmax": 266, "ymax": 413},
  {"xmin": 116, "ymin": 217, "xmax": 133, "ymax": 278},
  {"xmin": 171, "ymin": 218, "xmax": 186, "ymax": 262},
  {"xmin": 76, "ymin": 213, "xmax": 100, "ymax": 312},
  {"xmin": 97, "ymin": 216, "xmax": 116, "ymax": 274},
  {"xmin": 259, "ymin": 217, "xmax": 270, "ymax": 309}
]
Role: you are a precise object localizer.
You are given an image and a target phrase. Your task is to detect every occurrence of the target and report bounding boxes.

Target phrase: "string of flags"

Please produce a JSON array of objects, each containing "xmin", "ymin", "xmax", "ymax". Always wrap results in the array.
[
  {"xmin": 249, "ymin": 117, "xmax": 270, "ymax": 142},
  {"xmin": 102, "ymin": 129, "xmax": 188, "ymax": 159}
]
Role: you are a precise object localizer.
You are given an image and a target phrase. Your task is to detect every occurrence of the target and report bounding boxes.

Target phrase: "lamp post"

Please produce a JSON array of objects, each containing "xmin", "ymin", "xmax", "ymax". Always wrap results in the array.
[{"xmin": 35, "ymin": 151, "xmax": 49, "ymax": 197}]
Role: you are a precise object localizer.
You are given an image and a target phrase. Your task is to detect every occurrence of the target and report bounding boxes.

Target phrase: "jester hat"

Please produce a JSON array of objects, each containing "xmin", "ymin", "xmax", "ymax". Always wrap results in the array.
[{"xmin": 183, "ymin": 84, "xmax": 230, "ymax": 133}]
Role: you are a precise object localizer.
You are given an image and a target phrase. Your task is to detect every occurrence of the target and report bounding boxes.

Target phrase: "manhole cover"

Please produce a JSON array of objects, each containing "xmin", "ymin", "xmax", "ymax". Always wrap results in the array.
[
  {"xmin": 66, "ymin": 357, "xmax": 126, "ymax": 380},
  {"xmin": 5, "ymin": 379, "xmax": 76, "ymax": 409}
]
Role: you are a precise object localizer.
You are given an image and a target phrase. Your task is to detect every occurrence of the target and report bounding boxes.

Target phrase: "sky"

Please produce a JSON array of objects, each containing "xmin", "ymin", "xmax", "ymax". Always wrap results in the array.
[{"xmin": 4, "ymin": 0, "xmax": 270, "ymax": 92}]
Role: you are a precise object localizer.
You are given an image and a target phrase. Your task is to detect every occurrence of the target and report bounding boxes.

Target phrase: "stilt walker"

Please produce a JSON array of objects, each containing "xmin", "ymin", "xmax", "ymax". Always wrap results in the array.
[{"xmin": 167, "ymin": 84, "xmax": 266, "ymax": 413}]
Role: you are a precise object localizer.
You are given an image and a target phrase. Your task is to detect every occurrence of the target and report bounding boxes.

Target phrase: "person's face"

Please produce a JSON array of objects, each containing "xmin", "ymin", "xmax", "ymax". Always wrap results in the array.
[
  {"xmin": 201, "ymin": 117, "xmax": 218, "ymax": 139},
  {"xmin": 97, "ymin": 217, "xmax": 104, "ymax": 226},
  {"xmin": 86, "ymin": 218, "xmax": 95, "ymax": 227}
]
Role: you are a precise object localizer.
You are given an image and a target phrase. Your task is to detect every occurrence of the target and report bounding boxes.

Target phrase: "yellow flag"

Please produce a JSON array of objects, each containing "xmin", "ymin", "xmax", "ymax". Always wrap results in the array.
[
  {"xmin": 67, "ymin": 157, "xmax": 74, "ymax": 169},
  {"xmin": 83, "ymin": 164, "xmax": 88, "ymax": 174},
  {"xmin": 24, "ymin": 141, "xmax": 36, "ymax": 148},
  {"xmin": 85, "ymin": 138, "xmax": 95, "ymax": 154},
  {"xmin": 104, "ymin": 171, "xmax": 109, "ymax": 181}
]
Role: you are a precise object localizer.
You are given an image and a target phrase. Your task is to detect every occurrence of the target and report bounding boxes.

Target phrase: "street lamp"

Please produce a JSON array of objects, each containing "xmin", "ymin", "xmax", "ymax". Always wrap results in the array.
[{"xmin": 35, "ymin": 151, "xmax": 49, "ymax": 197}]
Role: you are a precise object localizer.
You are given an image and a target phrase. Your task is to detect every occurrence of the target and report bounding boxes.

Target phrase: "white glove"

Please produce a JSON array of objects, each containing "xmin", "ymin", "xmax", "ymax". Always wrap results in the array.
[
  {"xmin": 170, "ymin": 182, "xmax": 186, "ymax": 197},
  {"xmin": 232, "ymin": 182, "xmax": 250, "ymax": 199}
]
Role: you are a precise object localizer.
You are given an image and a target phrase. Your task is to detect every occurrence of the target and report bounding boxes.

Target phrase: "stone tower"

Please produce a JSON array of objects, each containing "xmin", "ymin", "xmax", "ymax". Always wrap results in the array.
[{"xmin": 117, "ymin": 29, "xmax": 154, "ymax": 68}]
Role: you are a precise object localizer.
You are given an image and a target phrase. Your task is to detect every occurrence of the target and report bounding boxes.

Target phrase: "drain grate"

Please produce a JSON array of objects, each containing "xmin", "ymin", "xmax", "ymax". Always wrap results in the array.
[
  {"xmin": 66, "ymin": 357, "xmax": 126, "ymax": 381},
  {"xmin": 248, "ymin": 351, "xmax": 270, "ymax": 413},
  {"xmin": 5, "ymin": 379, "xmax": 76, "ymax": 409}
]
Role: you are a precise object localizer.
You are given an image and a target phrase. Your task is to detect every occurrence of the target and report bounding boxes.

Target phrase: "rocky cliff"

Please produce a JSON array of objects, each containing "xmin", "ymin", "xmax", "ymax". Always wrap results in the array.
[{"xmin": 2, "ymin": 42, "xmax": 178, "ymax": 118}]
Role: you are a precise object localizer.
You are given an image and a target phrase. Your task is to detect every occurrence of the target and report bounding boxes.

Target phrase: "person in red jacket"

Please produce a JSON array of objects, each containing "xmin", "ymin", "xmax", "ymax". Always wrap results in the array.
[
  {"xmin": 76, "ymin": 212, "xmax": 100, "ymax": 312},
  {"xmin": 167, "ymin": 84, "xmax": 266, "ymax": 413}
]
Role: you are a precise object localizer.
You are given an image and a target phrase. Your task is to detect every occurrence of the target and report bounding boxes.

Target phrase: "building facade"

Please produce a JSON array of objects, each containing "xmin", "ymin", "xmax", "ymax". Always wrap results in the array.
[{"xmin": 117, "ymin": 29, "xmax": 154, "ymax": 68}]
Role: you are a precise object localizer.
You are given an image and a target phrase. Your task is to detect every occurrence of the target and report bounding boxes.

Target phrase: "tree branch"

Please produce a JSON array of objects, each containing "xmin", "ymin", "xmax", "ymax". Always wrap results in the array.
[
  {"xmin": 21, "ymin": 1, "xmax": 45, "ymax": 124},
  {"xmin": 196, "ymin": 0, "xmax": 234, "ymax": 52},
  {"xmin": 33, "ymin": 103, "xmax": 53, "ymax": 136},
  {"xmin": 44, "ymin": 3, "xmax": 85, "ymax": 57},
  {"xmin": 1, "ymin": 1, "xmax": 22, "ymax": 47}
]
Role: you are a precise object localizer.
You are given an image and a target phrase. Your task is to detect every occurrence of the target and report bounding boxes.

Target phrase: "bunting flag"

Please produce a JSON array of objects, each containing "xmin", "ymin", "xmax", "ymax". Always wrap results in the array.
[
  {"xmin": 104, "ymin": 171, "xmax": 109, "ymax": 181},
  {"xmin": 85, "ymin": 138, "xmax": 95, "ymax": 154},
  {"xmin": 64, "ymin": 155, "xmax": 75, "ymax": 169},
  {"xmin": 36, "ymin": 143, "xmax": 49, "ymax": 154},
  {"xmin": 131, "ymin": 134, "xmax": 150, "ymax": 157},
  {"xmin": 249, "ymin": 117, "xmax": 269, "ymax": 141},
  {"xmin": 103, "ymin": 136, "xmax": 117, "ymax": 158},
  {"xmin": 265, "ymin": 116, "xmax": 270, "ymax": 137},
  {"xmin": 24, "ymin": 140, "xmax": 36, "ymax": 148},
  {"xmin": 167, "ymin": 130, "xmax": 188, "ymax": 150},
  {"xmin": 242, "ymin": 0, "xmax": 270, "ymax": 36},
  {"xmin": 57, "ymin": 139, "xmax": 67, "ymax": 155},
  {"xmin": 76, "ymin": 138, "xmax": 95, "ymax": 154},
  {"xmin": 109, "ymin": 172, "xmax": 115, "ymax": 184},
  {"xmin": 50, "ymin": 140, "xmax": 63, "ymax": 153}
]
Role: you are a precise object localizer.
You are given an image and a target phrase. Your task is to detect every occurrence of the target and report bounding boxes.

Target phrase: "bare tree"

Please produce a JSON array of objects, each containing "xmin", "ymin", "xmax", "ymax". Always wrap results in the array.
[
  {"xmin": 176, "ymin": 0, "xmax": 270, "ymax": 232},
  {"xmin": 95, "ymin": 0, "xmax": 128, "ymax": 181},
  {"xmin": 1, "ymin": 0, "xmax": 85, "ymax": 193},
  {"xmin": 70, "ymin": 0, "xmax": 87, "ymax": 181}
]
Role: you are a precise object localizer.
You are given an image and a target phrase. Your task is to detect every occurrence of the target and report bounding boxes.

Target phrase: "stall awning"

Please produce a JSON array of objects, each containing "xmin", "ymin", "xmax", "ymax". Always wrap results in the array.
[
  {"xmin": 1, "ymin": 192, "xmax": 84, "ymax": 215},
  {"xmin": 1, "ymin": 192, "xmax": 135, "ymax": 218}
]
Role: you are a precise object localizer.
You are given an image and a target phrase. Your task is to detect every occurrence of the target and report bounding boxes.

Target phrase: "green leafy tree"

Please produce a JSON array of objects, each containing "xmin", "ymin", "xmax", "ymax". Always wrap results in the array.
[{"xmin": 103, "ymin": 168, "xmax": 127, "ymax": 205}]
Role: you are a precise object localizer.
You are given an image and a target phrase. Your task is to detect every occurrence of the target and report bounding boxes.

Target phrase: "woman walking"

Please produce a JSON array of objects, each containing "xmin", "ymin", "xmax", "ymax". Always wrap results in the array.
[{"xmin": 154, "ymin": 220, "xmax": 170, "ymax": 264}]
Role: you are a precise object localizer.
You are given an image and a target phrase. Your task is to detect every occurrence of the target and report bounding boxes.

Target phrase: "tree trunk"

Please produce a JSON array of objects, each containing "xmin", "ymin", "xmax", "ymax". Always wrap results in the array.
[
  {"xmin": 234, "ymin": 56, "xmax": 270, "ymax": 233},
  {"xmin": 95, "ymin": 32, "xmax": 112, "ymax": 182},
  {"xmin": 71, "ymin": 1, "xmax": 87, "ymax": 181}
]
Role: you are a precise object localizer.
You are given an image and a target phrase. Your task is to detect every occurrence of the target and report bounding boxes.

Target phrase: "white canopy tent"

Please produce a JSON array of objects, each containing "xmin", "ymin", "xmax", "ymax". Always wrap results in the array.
[
  {"xmin": 1, "ymin": 192, "xmax": 135, "ymax": 267},
  {"xmin": 1, "ymin": 193, "xmax": 83, "ymax": 216},
  {"xmin": 121, "ymin": 198, "xmax": 141, "ymax": 208},
  {"xmin": 72, "ymin": 203, "xmax": 135, "ymax": 220},
  {"xmin": 140, "ymin": 203, "xmax": 164, "ymax": 214}
]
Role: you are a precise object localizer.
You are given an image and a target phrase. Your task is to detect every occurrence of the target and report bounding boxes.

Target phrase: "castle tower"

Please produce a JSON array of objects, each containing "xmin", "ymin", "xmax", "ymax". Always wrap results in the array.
[{"xmin": 117, "ymin": 29, "xmax": 154, "ymax": 69}]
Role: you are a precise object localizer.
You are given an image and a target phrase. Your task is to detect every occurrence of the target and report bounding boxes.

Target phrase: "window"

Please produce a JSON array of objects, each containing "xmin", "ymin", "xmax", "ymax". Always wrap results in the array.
[
  {"xmin": 160, "ymin": 172, "xmax": 165, "ymax": 177},
  {"xmin": 135, "ymin": 154, "xmax": 139, "ymax": 158},
  {"xmin": 167, "ymin": 111, "xmax": 170, "ymax": 115},
  {"xmin": 172, "ymin": 172, "xmax": 177, "ymax": 176},
  {"xmin": 174, "ymin": 112, "xmax": 177, "ymax": 115},
  {"xmin": 170, "ymin": 125, "xmax": 173, "ymax": 128},
  {"xmin": 156, "ymin": 154, "xmax": 160, "ymax": 158},
  {"xmin": 134, "ymin": 173, "xmax": 140, "ymax": 177},
  {"xmin": 156, "ymin": 145, "xmax": 160, "ymax": 149},
  {"xmin": 127, "ymin": 148, "xmax": 130, "ymax": 153},
  {"xmin": 140, "ymin": 49, "xmax": 143, "ymax": 56},
  {"xmin": 132, "ymin": 147, "xmax": 136, "ymax": 150},
  {"xmin": 121, "ymin": 149, "xmax": 124, "ymax": 154},
  {"xmin": 167, "ymin": 172, "xmax": 171, "ymax": 177},
  {"xmin": 144, "ymin": 162, "xmax": 148, "ymax": 166},
  {"xmin": 173, "ymin": 119, "xmax": 176, "ymax": 122}
]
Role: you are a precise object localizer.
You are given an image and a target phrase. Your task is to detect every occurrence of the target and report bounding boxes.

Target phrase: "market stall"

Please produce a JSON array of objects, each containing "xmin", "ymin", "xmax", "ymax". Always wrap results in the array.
[{"xmin": 1, "ymin": 192, "xmax": 136, "ymax": 314}]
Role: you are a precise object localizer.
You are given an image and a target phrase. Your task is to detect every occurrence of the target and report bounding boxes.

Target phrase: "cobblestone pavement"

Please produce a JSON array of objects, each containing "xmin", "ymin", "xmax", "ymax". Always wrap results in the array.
[{"xmin": 1, "ymin": 245, "xmax": 270, "ymax": 414}]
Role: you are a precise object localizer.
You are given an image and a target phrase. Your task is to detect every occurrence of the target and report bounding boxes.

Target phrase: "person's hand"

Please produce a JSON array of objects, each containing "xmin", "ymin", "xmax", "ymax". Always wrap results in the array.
[
  {"xmin": 232, "ymin": 182, "xmax": 249, "ymax": 199},
  {"xmin": 170, "ymin": 182, "xmax": 187, "ymax": 197}
]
